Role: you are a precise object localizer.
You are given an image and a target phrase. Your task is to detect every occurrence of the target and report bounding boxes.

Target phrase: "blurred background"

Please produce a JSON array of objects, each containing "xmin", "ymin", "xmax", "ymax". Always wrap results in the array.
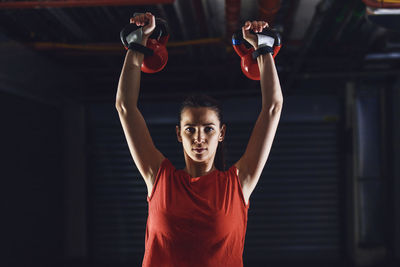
[{"xmin": 1, "ymin": 0, "xmax": 400, "ymax": 266}]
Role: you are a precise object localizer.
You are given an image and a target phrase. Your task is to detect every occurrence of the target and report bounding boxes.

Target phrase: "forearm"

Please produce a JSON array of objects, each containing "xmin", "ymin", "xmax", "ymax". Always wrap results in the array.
[
  {"xmin": 115, "ymin": 49, "xmax": 145, "ymax": 110},
  {"xmin": 257, "ymin": 53, "xmax": 283, "ymax": 109}
]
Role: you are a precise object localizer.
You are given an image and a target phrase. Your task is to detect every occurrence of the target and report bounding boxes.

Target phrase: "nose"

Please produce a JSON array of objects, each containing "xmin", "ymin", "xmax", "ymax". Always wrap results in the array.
[
  {"xmin": 194, "ymin": 139, "xmax": 204, "ymax": 144},
  {"xmin": 194, "ymin": 129, "xmax": 205, "ymax": 144}
]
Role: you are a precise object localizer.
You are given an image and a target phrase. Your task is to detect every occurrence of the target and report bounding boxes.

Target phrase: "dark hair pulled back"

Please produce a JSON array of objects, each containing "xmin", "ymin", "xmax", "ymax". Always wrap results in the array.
[{"xmin": 178, "ymin": 94, "xmax": 226, "ymax": 171}]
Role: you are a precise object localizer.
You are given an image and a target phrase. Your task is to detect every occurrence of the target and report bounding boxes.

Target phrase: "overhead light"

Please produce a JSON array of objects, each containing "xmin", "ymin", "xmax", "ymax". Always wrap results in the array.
[
  {"xmin": 365, "ymin": 52, "xmax": 400, "ymax": 60},
  {"xmin": 366, "ymin": 7, "xmax": 400, "ymax": 15}
]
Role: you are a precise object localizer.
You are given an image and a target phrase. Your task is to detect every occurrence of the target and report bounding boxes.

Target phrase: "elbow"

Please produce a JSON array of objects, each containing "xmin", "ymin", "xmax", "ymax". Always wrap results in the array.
[
  {"xmin": 264, "ymin": 101, "xmax": 283, "ymax": 115},
  {"xmin": 115, "ymin": 100, "xmax": 138, "ymax": 114},
  {"xmin": 115, "ymin": 101, "xmax": 124, "ymax": 113},
  {"xmin": 115, "ymin": 101, "xmax": 129, "ymax": 114}
]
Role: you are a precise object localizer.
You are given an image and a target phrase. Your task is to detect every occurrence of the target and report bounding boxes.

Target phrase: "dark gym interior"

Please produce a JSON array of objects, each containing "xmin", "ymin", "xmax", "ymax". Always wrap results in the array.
[{"xmin": 1, "ymin": 0, "xmax": 400, "ymax": 266}]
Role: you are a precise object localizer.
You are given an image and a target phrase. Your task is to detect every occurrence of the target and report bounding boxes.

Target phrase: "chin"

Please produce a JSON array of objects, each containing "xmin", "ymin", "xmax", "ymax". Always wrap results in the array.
[
  {"xmin": 188, "ymin": 149, "xmax": 205, "ymax": 158},
  {"xmin": 193, "ymin": 151, "xmax": 207, "ymax": 158}
]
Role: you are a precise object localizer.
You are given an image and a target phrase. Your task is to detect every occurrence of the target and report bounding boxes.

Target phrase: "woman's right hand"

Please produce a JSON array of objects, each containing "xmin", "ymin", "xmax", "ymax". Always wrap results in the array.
[{"xmin": 130, "ymin": 12, "xmax": 156, "ymax": 44}]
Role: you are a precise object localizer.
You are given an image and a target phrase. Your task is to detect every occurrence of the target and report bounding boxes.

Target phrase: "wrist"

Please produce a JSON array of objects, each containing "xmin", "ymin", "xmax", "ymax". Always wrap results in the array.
[
  {"xmin": 140, "ymin": 36, "xmax": 149, "ymax": 46},
  {"xmin": 127, "ymin": 49, "xmax": 145, "ymax": 67},
  {"xmin": 257, "ymin": 53, "xmax": 273, "ymax": 68}
]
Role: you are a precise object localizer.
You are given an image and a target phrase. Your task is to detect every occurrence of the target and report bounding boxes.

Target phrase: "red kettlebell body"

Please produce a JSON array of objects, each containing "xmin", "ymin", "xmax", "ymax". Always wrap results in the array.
[
  {"xmin": 142, "ymin": 35, "xmax": 169, "ymax": 73},
  {"xmin": 240, "ymin": 47, "xmax": 260, "ymax": 81},
  {"xmin": 233, "ymin": 42, "xmax": 259, "ymax": 81}
]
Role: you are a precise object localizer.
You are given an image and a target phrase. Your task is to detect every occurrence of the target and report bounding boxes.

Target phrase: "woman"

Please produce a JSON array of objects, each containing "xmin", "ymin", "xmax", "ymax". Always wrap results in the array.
[{"xmin": 115, "ymin": 12, "xmax": 283, "ymax": 267}]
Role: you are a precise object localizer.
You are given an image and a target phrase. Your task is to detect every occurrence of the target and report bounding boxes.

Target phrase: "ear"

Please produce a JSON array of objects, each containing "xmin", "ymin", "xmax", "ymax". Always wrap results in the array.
[
  {"xmin": 176, "ymin": 125, "xmax": 182, "ymax": 142},
  {"xmin": 219, "ymin": 123, "xmax": 226, "ymax": 142}
]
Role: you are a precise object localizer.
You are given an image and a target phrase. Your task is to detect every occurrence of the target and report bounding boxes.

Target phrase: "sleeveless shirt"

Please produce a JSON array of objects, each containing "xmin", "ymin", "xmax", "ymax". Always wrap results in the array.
[{"xmin": 142, "ymin": 158, "xmax": 250, "ymax": 267}]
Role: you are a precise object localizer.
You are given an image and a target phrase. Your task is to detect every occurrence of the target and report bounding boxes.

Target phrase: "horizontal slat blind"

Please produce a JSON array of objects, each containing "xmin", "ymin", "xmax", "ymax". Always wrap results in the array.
[{"xmin": 226, "ymin": 122, "xmax": 342, "ymax": 263}]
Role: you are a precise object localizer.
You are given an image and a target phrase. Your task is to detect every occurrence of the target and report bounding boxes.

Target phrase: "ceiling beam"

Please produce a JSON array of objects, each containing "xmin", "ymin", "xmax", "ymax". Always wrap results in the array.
[{"xmin": 0, "ymin": 0, "xmax": 174, "ymax": 9}]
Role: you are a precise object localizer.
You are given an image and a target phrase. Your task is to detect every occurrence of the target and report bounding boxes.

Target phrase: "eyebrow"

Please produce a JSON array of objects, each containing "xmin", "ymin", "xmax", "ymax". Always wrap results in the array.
[{"xmin": 184, "ymin": 123, "xmax": 216, "ymax": 127}]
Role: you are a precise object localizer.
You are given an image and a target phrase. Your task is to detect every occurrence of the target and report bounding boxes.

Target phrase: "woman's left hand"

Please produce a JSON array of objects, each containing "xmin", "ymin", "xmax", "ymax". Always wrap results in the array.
[{"xmin": 241, "ymin": 20, "xmax": 269, "ymax": 50}]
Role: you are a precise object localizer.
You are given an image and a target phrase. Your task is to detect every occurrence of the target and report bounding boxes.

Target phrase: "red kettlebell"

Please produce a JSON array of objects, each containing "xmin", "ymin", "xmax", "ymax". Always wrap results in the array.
[
  {"xmin": 232, "ymin": 28, "xmax": 281, "ymax": 80},
  {"xmin": 120, "ymin": 17, "xmax": 170, "ymax": 73}
]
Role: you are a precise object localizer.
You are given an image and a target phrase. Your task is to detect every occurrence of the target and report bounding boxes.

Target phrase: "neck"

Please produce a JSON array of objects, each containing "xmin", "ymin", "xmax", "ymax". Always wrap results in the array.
[{"xmin": 183, "ymin": 153, "xmax": 216, "ymax": 178}]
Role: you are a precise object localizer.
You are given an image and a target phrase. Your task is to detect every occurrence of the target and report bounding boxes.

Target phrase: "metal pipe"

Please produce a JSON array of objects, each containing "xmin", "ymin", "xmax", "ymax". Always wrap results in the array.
[
  {"xmin": 15, "ymin": 38, "xmax": 225, "ymax": 52},
  {"xmin": 225, "ymin": 0, "xmax": 281, "ymax": 39},
  {"xmin": 192, "ymin": 0, "xmax": 208, "ymax": 36},
  {"xmin": 363, "ymin": 0, "xmax": 400, "ymax": 8},
  {"xmin": 0, "ymin": 0, "xmax": 174, "ymax": 9},
  {"xmin": 225, "ymin": 0, "xmax": 241, "ymax": 38},
  {"xmin": 258, "ymin": 0, "xmax": 281, "ymax": 25}
]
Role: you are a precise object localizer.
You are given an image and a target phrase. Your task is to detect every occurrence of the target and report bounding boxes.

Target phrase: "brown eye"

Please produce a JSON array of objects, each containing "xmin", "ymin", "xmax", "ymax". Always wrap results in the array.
[
  {"xmin": 205, "ymin": 127, "xmax": 213, "ymax": 132},
  {"xmin": 185, "ymin": 127, "xmax": 195, "ymax": 133}
]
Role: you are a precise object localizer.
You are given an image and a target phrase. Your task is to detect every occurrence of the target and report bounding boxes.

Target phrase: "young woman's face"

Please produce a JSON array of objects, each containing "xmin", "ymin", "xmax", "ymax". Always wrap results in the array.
[{"xmin": 176, "ymin": 107, "xmax": 225, "ymax": 163}]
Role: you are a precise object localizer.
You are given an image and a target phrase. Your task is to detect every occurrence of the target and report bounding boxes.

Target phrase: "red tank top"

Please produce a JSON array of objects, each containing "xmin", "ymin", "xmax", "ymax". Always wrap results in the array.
[{"xmin": 142, "ymin": 158, "xmax": 250, "ymax": 267}]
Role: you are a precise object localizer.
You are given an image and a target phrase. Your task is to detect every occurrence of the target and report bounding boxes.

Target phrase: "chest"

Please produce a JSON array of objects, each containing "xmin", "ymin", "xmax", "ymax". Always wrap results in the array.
[
  {"xmin": 148, "ymin": 206, "xmax": 241, "ymax": 241},
  {"xmin": 148, "ymin": 174, "xmax": 246, "ymax": 234}
]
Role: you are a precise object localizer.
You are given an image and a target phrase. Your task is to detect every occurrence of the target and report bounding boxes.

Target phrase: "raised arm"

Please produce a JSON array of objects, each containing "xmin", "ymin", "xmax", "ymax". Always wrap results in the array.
[
  {"xmin": 234, "ymin": 21, "xmax": 283, "ymax": 201},
  {"xmin": 115, "ymin": 13, "xmax": 165, "ymax": 189}
]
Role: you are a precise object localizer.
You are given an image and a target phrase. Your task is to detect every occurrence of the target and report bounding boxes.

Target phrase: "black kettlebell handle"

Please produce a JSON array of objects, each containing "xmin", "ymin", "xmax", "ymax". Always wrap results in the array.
[{"xmin": 233, "ymin": 27, "xmax": 281, "ymax": 49}]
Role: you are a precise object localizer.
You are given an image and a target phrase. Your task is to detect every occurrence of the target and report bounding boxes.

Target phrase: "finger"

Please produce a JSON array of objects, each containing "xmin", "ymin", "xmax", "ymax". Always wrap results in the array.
[
  {"xmin": 141, "ymin": 19, "xmax": 147, "ymax": 26},
  {"xmin": 130, "ymin": 18, "xmax": 139, "ymax": 26},
  {"xmin": 242, "ymin": 25, "xmax": 247, "ymax": 38},
  {"xmin": 242, "ymin": 21, "xmax": 250, "ymax": 38},
  {"xmin": 138, "ymin": 14, "xmax": 146, "ymax": 25},
  {"xmin": 242, "ymin": 21, "xmax": 252, "ymax": 38},
  {"xmin": 142, "ymin": 14, "xmax": 154, "ymax": 29},
  {"xmin": 149, "ymin": 13, "xmax": 155, "ymax": 28},
  {"xmin": 131, "ymin": 13, "xmax": 149, "ymax": 25},
  {"xmin": 130, "ymin": 16, "xmax": 139, "ymax": 24},
  {"xmin": 252, "ymin": 21, "xmax": 261, "ymax": 32},
  {"xmin": 243, "ymin": 21, "xmax": 251, "ymax": 30},
  {"xmin": 145, "ymin": 12, "xmax": 152, "ymax": 21},
  {"xmin": 251, "ymin": 21, "xmax": 258, "ymax": 30},
  {"xmin": 256, "ymin": 21, "xmax": 263, "ymax": 32}
]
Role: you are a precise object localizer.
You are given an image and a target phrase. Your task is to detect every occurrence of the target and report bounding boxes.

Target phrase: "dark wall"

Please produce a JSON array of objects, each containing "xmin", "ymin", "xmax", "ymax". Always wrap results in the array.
[
  {"xmin": 392, "ymin": 79, "xmax": 400, "ymax": 263},
  {"xmin": 1, "ymin": 92, "xmax": 64, "ymax": 267}
]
